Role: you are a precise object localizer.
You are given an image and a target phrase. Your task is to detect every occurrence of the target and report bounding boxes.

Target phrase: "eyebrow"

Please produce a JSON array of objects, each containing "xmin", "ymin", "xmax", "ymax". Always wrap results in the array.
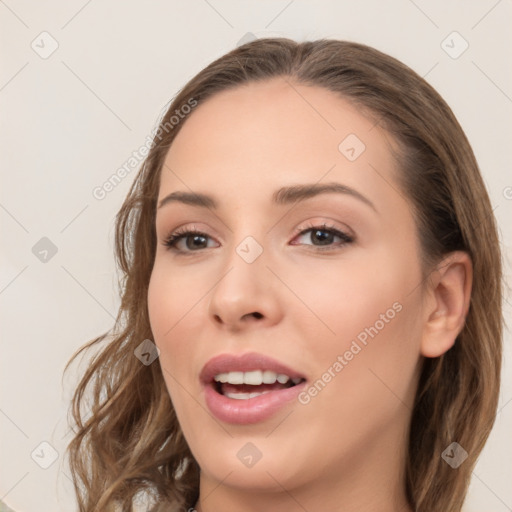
[{"xmin": 157, "ymin": 182, "xmax": 377, "ymax": 213}]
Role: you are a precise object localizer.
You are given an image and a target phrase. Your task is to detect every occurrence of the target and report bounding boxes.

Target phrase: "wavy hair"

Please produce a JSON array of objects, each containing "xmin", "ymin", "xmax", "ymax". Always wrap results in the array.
[{"xmin": 64, "ymin": 37, "xmax": 503, "ymax": 512}]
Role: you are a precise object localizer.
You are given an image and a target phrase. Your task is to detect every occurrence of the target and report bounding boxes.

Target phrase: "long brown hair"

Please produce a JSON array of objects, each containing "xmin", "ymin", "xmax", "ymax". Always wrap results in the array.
[{"xmin": 64, "ymin": 38, "xmax": 503, "ymax": 512}]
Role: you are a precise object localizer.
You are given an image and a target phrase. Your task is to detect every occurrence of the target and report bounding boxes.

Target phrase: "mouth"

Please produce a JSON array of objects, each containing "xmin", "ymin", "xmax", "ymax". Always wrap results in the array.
[
  {"xmin": 212, "ymin": 370, "xmax": 306, "ymax": 400},
  {"xmin": 200, "ymin": 352, "xmax": 308, "ymax": 424}
]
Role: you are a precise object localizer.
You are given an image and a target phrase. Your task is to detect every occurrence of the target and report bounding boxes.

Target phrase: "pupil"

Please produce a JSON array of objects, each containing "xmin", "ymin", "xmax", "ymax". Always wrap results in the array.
[
  {"xmin": 314, "ymin": 229, "xmax": 332, "ymax": 245},
  {"xmin": 188, "ymin": 235, "xmax": 206, "ymax": 249}
]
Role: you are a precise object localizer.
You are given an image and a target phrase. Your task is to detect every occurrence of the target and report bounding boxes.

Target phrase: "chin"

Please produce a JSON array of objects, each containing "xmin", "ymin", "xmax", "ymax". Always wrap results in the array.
[
  {"xmin": 187, "ymin": 431, "xmax": 310, "ymax": 488},
  {"xmin": 199, "ymin": 456, "xmax": 301, "ymax": 492}
]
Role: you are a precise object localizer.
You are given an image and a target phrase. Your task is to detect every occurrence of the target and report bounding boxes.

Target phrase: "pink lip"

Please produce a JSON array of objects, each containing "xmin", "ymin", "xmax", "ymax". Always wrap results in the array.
[{"xmin": 200, "ymin": 352, "xmax": 307, "ymax": 425}]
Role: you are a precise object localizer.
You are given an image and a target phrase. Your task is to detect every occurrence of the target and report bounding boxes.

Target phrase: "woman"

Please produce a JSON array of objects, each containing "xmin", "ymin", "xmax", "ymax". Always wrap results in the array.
[{"xmin": 65, "ymin": 38, "xmax": 503, "ymax": 512}]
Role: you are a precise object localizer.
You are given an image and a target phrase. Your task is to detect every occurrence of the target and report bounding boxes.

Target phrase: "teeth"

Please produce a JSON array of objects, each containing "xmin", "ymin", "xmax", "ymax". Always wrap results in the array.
[
  {"xmin": 244, "ymin": 370, "xmax": 263, "ymax": 385},
  {"xmin": 224, "ymin": 390, "xmax": 272, "ymax": 400},
  {"xmin": 213, "ymin": 370, "xmax": 300, "ymax": 385},
  {"xmin": 227, "ymin": 371, "xmax": 244, "ymax": 384},
  {"xmin": 215, "ymin": 373, "xmax": 230, "ymax": 383},
  {"xmin": 262, "ymin": 370, "xmax": 277, "ymax": 384}
]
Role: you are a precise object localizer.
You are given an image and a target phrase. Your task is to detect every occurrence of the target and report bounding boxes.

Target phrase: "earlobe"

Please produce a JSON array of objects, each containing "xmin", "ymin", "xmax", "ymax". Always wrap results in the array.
[{"xmin": 420, "ymin": 251, "xmax": 473, "ymax": 358}]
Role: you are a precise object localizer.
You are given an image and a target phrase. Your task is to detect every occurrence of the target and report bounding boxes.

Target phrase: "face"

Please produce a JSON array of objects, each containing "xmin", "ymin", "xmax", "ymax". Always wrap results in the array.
[{"xmin": 148, "ymin": 78, "xmax": 426, "ymax": 504}]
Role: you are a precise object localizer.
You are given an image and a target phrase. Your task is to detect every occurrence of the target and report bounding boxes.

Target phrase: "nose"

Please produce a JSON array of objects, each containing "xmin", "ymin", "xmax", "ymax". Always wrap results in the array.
[{"xmin": 208, "ymin": 244, "xmax": 283, "ymax": 332}]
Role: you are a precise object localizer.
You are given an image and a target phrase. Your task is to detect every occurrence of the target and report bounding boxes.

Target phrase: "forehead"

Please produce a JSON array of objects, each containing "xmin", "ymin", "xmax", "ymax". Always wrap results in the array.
[{"xmin": 158, "ymin": 78, "xmax": 401, "ymax": 209}]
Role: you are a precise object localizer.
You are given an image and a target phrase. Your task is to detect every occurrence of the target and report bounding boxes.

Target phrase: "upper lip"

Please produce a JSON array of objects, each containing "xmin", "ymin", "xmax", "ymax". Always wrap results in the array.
[{"xmin": 200, "ymin": 352, "xmax": 307, "ymax": 385}]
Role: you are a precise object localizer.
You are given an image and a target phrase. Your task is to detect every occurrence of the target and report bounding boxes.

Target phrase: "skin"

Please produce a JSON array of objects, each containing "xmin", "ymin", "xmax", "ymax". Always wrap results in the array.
[{"xmin": 147, "ymin": 78, "xmax": 472, "ymax": 512}]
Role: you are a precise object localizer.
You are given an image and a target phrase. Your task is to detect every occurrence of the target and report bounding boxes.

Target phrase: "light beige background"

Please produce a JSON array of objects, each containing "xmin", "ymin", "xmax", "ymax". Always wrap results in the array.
[{"xmin": 1, "ymin": 1, "xmax": 511, "ymax": 511}]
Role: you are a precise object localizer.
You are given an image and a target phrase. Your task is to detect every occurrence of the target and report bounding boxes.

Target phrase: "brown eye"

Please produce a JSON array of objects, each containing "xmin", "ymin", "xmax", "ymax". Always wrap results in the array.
[
  {"xmin": 163, "ymin": 229, "xmax": 216, "ymax": 253},
  {"xmin": 291, "ymin": 224, "xmax": 354, "ymax": 250}
]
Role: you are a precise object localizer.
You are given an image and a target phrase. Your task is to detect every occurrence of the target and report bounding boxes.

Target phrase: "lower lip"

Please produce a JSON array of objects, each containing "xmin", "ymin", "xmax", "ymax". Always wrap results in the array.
[{"xmin": 203, "ymin": 382, "xmax": 307, "ymax": 425}]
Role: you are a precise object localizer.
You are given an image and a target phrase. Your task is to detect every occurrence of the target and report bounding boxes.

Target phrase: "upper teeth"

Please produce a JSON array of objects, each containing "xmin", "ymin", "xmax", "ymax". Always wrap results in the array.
[{"xmin": 213, "ymin": 370, "xmax": 302, "ymax": 386}]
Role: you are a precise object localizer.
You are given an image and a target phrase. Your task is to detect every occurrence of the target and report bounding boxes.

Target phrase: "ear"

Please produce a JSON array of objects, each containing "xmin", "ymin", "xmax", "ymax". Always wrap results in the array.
[{"xmin": 420, "ymin": 251, "xmax": 473, "ymax": 358}]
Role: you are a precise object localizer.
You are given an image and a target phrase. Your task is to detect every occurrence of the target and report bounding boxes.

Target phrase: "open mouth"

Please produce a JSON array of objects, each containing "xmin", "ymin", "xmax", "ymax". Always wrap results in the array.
[{"xmin": 212, "ymin": 370, "xmax": 306, "ymax": 400}]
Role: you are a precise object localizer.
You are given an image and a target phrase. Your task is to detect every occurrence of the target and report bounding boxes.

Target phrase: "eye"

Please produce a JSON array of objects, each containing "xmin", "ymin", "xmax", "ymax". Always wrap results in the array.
[
  {"xmin": 162, "ymin": 222, "xmax": 354, "ymax": 254},
  {"xmin": 163, "ymin": 225, "xmax": 217, "ymax": 253},
  {"xmin": 291, "ymin": 222, "xmax": 354, "ymax": 251}
]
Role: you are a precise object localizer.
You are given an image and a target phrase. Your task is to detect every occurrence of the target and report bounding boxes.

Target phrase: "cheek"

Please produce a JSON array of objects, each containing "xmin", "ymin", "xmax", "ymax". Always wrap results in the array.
[
  {"xmin": 148, "ymin": 258, "xmax": 211, "ymax": 343},
  {"xmin": 147, "ymin": 264, "xmax": 200, "ymax": 394},
  {"xmin": 291, "ymin": 248, "xmax": 422, "ymax": 418},
  {"xmin": 290, "ymin": 249, "xmax": 416, "ymax": 351}
]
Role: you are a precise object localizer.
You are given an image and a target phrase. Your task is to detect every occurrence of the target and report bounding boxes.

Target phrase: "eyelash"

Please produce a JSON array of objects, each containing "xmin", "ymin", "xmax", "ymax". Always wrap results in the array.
[{"xmin": 162, "ymin": 222, "xmax": 354, "ymax": 255}]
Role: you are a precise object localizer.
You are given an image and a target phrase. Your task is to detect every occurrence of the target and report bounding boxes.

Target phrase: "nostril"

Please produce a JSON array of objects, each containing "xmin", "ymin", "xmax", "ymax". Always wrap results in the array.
[{"xmin": 251, "ymin": 312, "xmax": 263, "ymax": 319}]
